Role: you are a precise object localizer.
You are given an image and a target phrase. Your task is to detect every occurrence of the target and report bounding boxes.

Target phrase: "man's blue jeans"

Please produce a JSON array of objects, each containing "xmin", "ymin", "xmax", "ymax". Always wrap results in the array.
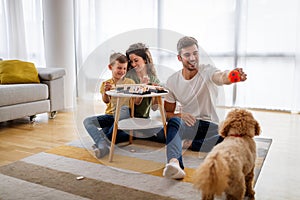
[
  {"xmin": 166, "ymin": 117, "xmax": 223, "ymax": 169},
  {"xmin": 83, "ymin": 106, "xmax": 131, "ymax": 148}
]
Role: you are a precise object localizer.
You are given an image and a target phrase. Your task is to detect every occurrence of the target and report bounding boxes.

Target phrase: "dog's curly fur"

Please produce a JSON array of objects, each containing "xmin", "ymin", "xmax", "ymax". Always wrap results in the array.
[{"xmin": 193, "ymin": 109, "xmax": 261, "ymax": 200}]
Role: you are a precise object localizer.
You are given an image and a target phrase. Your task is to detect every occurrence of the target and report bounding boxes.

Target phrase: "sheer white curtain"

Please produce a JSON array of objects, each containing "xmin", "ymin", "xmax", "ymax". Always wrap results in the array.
[
  {"xmin": 235, "ymin": 0, "xmax": 300, "ymax": 112},
  {"xmin": 0, "ymin": 0, "xmax": 27, "ymax": 59},
  {"xmin": 161, "ymin": 0, "xmax": 300, "ymax": 112},
  {"xmin": 22, "ymin": 0, "xmax": 45, "ymax": 67},
  {"xmin": 292, "ymin": 1, "xmax": 300, "ymax": 113},
  {"xmin": 74, "ymin": 0, "xmax": 158, "ymax": 99},
  {"xmin": 74, "ymin": 0, "xmax": 158, "ymax": 69},
  {"xmin": 161, "ymin": 0, "xmax": 236, "ymax": 107},
  {"xmin": 0, "ymin": 0, "xmax": 45, "ymax": 66}
]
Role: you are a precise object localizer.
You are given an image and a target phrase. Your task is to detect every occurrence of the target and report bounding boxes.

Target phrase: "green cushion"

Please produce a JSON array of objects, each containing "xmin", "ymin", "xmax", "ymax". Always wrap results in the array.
[{"xmin": 0, "ymin": 60, "xmax": 40, "ymax": 84}]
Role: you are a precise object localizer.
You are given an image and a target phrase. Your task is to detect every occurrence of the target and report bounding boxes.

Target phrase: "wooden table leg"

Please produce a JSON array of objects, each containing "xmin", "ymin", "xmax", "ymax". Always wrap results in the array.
[
  {"xmin": 129, "ymin": 97, "xmax": 134, "ymax": 144},
  {"xmin": 157, "ymin": 96, "xmax": 167, "ymax": 137},
  {"xmin": 109, "ymin": 97, "xmax": 121, "ymax": 162}
]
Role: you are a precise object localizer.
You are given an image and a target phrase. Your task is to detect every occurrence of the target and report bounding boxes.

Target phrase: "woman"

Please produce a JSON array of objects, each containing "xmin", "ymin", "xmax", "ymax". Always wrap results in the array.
[
  {"xmin": 124, "ymin": 43, "xmax": 165, "ymax": 142},
  {"xmin": 125, "ymin": 43, "xmax": 160, "ymax": 118}
]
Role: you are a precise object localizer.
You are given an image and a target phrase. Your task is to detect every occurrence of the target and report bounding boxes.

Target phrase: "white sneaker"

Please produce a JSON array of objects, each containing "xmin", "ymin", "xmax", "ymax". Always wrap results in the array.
[{"xmin": 163, "ymin": 162, "xmax": 186, "ymax": 179}]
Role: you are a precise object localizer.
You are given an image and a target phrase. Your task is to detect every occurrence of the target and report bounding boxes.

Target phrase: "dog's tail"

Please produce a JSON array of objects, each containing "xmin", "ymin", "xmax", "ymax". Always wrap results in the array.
[{"xmin": 193, "ymin": 152, "xmax": 230, "ymax": 196}]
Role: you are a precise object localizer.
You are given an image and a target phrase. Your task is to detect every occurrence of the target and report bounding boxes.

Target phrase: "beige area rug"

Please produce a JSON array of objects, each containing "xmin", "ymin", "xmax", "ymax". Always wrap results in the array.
[{"xmin": 0, "ymin": 137, "xmax": 271, "ymax": 200}]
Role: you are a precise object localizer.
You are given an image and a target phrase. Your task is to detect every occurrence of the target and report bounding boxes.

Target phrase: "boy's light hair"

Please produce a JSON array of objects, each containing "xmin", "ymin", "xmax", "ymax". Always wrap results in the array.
[
  {"xmin": 109, "ymin": 52, "xmax": 128, "ymax": 65},
  {"xmin": 177, "ymin": 36, "xmax": 198, "ymax": 54}
]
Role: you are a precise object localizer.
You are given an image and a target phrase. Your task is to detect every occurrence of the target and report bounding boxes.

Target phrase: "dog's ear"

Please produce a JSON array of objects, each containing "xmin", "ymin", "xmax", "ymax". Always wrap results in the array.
[
  {"xmin": 254, "ymin": 119, "xmax": 261, "ymax": 136},
  {"xmin": 219, "ymin": 119, "xmax": 231, "ymax": 138}
]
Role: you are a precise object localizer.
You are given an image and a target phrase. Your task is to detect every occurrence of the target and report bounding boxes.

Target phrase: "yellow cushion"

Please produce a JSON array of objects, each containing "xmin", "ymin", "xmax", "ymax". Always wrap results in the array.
[{"xmin": 0, "ymin": 60, "xmax": 40, "ymax": 84}]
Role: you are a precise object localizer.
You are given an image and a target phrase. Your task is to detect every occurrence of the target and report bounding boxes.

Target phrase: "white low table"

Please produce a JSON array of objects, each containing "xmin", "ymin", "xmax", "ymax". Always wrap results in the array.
[{"xmin": 106, "ymin": 90, "xmax": 168, "ymax": 162}]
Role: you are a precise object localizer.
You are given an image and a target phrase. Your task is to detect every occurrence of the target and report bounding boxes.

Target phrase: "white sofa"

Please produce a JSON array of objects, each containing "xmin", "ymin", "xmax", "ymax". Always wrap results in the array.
[{"xmin": 0, "ymin": 68, "xmax": 66, "ymax": 122}]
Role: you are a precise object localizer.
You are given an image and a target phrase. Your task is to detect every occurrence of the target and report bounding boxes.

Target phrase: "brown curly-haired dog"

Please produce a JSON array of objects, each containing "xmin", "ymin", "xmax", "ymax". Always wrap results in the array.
[{"xmin": 193, "ymin": 109, "xmax": 261, "ymax": 200}]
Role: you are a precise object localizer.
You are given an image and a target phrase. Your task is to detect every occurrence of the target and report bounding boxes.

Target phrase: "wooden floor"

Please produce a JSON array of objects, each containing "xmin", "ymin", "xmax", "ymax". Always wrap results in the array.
[{"xmin": 0, "ymin": 112, "xmax": 78, "ymax": 166}]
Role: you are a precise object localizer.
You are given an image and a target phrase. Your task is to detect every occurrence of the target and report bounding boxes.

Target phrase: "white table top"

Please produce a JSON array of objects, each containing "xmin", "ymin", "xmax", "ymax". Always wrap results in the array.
[{"xmin": 106, "ymin": 90, "xmax": 168, "ymax": 98}]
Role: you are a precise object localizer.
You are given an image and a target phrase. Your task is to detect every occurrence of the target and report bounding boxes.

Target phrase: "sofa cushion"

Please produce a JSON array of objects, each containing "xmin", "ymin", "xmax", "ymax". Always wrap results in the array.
[
  {"xmin": 0, "ymin": 60, "xmax": 40, "ymax": 84},
  {"xmin": 0, "ymin": 84, "xmax": 48, "ymax": 107}
]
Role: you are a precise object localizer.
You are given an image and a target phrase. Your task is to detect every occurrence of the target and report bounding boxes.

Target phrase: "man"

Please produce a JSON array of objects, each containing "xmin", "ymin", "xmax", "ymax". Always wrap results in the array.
[{"xmin": 162, "ymin": 36, "xmax": 247, "ymax": 179}]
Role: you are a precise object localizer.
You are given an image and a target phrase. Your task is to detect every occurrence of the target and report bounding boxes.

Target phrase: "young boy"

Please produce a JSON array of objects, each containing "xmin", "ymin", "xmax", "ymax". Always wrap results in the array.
[{"xmin": 83, "ymin": 52, "xmax": 136, "ymax": 158}]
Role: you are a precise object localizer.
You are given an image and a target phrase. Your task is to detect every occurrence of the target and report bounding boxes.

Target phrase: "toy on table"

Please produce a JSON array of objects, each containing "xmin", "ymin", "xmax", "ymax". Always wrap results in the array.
[
  {"xmin": 228, "ymin": 69, "xmax": 241, "ymax": 83},
  {"xmin": 116, "ymin": 84, "xmax": 167, "ymax": 95}
]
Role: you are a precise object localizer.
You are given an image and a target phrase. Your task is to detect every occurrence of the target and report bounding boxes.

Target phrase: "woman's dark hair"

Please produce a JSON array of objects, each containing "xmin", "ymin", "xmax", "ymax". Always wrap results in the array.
[{"xmin": 126, "ymin": 43, "xmax": 157, "ymax": 76}]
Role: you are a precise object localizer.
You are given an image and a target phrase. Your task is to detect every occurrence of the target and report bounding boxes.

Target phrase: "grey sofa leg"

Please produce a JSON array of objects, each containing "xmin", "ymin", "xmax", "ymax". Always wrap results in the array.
[{"xmin": 49, "ymin": 111, "xmax": 57, "ymax": 119}]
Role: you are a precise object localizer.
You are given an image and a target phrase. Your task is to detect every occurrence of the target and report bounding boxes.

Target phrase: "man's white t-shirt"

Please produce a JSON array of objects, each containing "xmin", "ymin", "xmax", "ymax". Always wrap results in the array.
[{"xmin": 165, "ymin": 64, "xmax": 224, "ymax": 123}]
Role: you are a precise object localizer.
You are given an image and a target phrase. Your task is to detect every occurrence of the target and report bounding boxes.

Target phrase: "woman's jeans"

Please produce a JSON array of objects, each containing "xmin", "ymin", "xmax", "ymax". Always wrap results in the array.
[
  {"xmin": 166, "ymin": 117, "xmax": 223, "ymax": 169},
  {"xmin": 83, "ymin": 106, "xmax": 131, "ymax": 148}
]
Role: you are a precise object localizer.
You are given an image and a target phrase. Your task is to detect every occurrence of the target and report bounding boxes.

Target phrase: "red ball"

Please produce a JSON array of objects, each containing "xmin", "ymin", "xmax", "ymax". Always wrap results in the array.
[{"xmin": 228, "ymin": 70, "xmax": 241, "ymax": 83}]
